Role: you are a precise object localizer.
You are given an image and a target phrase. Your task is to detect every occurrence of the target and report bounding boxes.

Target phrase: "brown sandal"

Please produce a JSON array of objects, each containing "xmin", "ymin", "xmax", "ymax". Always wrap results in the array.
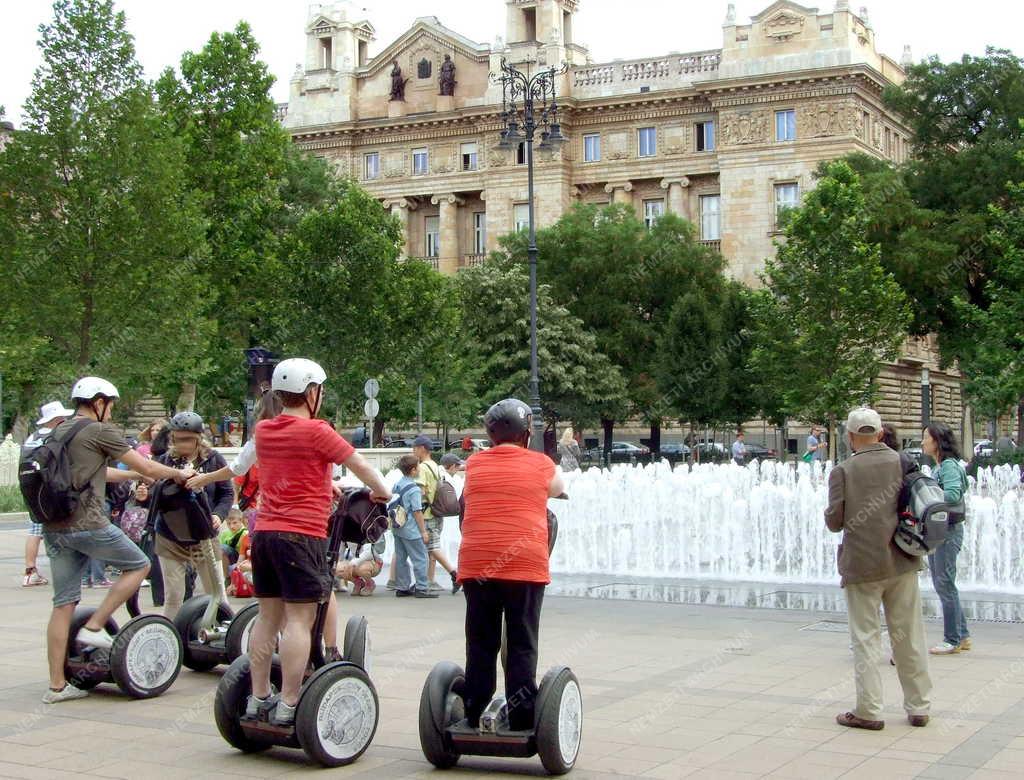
[{"xmin": 836, "ymin": 711, "xmax": 884, "ymax": 730}]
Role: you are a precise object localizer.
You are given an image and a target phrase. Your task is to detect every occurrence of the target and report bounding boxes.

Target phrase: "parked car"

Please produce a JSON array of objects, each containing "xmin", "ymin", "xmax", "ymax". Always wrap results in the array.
[
  {"xmin": 585, "ymin": 441, "xmax": 651, "ymax": 465},
  {"xmin": 693, "ymin": 442, "xmax": 729, "ymax": 463},
  {"xmin": 656, "ymin": 443, "xmax": 691, "ymax": 464},
  {"xmin": 743, "ymin": 444, "xmax": 778, "ymax": 462}
]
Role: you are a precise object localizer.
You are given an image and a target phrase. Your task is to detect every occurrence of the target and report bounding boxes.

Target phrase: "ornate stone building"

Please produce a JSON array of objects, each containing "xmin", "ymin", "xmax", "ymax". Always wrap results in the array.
[{"xmin": 279, "ymin": 0, "xmax": 972, "ymax": 445}]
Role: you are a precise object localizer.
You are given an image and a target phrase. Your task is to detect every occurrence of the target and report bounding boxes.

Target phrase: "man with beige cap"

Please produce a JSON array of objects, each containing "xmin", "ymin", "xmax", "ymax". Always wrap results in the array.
[{"xmin": 825, "ymin": 406, "xmax": 932, "ymax": 731}]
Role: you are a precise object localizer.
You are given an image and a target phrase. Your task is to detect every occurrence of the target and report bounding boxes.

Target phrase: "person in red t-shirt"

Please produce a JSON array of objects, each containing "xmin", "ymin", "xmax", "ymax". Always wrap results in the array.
[
  {"xmin": 458, "ymin": 398, "xmax": 564, "ymax": 731},
  {"xmin": 246, "ymin": 359, "xmax": 391, "ymax": 727}
]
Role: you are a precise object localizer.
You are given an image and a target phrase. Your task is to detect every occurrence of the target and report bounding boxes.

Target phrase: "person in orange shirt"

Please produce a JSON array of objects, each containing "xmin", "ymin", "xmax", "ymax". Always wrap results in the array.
[{"xmin": 457, "ymin": 398, "xmax": 565, "ymax": 731}]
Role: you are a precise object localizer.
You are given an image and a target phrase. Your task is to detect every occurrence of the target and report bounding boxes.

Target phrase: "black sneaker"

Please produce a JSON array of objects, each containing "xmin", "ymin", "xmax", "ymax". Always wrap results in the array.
[
  {"xmin": 414, "ymin": 589, "xmax": 440, "ymax": 599},
  {"xmin": 450, "ymin": 570, "xmax": 462, "ymax": 594},
  {"xmin": 396, "ymin": 589, "xmax": 414, "ymax": 597}
]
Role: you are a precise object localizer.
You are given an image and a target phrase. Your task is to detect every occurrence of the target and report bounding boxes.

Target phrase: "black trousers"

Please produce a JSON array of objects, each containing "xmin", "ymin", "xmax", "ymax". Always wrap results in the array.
[{"xmin": 463, "ymin": 579, "xmax": 545, "ymax": 731}]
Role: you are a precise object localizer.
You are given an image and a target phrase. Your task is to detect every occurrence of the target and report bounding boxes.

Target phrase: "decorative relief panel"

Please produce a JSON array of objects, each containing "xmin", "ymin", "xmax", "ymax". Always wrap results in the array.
[
  {"xmin": 763, "ymin": 11, "xmax": 804, "ymax": 41},
  {"xmin": 663, "ymin": 124, "xmax": 688, "ymax": 155},
  {"xmin": 800, "ymin": 101, "xmax": 850, "ymax": 138},
  {"xmin": 720, "ymin": 110, "xmax": 770, "ymax": 146},
  {"xmin": 384, "ymin": 150, "xmax": 406, "ymax": 178},
  {"xmin": 606, "ymin": 130, "xmax": 629, "ymax": 160},
  {"xmin": 433, "ymin": 143, "xmax": 454, "ymax": 173}
]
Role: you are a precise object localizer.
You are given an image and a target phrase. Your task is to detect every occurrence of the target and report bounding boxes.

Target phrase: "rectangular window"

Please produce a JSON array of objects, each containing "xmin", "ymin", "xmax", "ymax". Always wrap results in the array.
[
  {"xmin": 425, "ymin": 216, "xmax": 440, "ymax": 258},
  {"xmin": 461, "ymin": 142, "xmax": 478, "ymax": 171},
  {"xmin": 637, "ymin": 127, "xmax": 657, "ymax": 157},
  {"xmin": 775, "ymin": 109, "xmax": 796, "ymax": 142},
  {"xmin": 513, "ymin": 203, "xmax": 530, "ymax": 233},
  {"xmin": 774, "ymin": 182, "xmax": 799, "ymax": 229},
  {"xmin": 319, "ymin": 37, "xmax": 332, "ymax": 70},
  {"xmin": 643, "ymin": 199, "xmax": 665, "ymax": 229},
  {"xmin": 516, "ymin": 142, "xmax": 527, "ymax": 166},
  {"xmin": 364, "ymin": 152, "xmax": 379, "ymax": 180},
  {"xmin": 583, "ymin": 133, "xmax": 601, "ymax": 162},
  {"xmin": 412, "ymin": 148, "xmax": 428, "ymax": 175},
  {"xmin": 473, "ymin": 212, "xmax": 487, "ymax": 255},
  {"xmin": 695, "ymin": 121, "xmax": 715, "ymax": 152},
  {"xmin": 699, "ymin": 195, "xmax": 720, "ymax": 241}
]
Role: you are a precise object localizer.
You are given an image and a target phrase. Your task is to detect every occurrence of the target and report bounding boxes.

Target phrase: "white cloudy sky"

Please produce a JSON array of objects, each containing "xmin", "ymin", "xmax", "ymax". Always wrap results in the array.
[{"xmin": 1, "ymin": 0, "xmax": 1020, "ymax": 125}]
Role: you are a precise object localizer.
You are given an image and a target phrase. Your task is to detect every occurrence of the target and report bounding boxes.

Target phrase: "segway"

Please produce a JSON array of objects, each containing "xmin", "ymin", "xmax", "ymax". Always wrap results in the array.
[
  {"xmin": 64, "ymin": 585, "xmax": 183, "ymax": 699},
  {"xmin": 214, "ymin": 488, "xmax": 380, "ymax": 767},
  {"xmin": 419, "ymin": 503, "xmax": 582, "ymax": 775}
]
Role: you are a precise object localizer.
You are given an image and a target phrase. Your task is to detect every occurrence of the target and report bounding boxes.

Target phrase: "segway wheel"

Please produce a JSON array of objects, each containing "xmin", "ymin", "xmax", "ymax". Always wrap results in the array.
[
  {"xmin": 295, "ymin": 663, "xmax": 378, "ymax": 767},
  {"xmin": 215, "ymin": 654, "xmax": 282, "ymax": 753},
  {"xmin": 418, "ymin": 661, "xmax": 464, "ymax": 769},
  {"xmin": 225, "ymin": 602, "xmax": 260, "ymax": 662},
  {"xmin": 109, "ymin": 615, "xmax": 183, "ymax": 699},
  {"xmin": 65, "ymin": 607, "xmax": 119, "ymax": 690},
  {"xmin": 174, "ymin": 595, "xmax": 233, "ymax": 671},
  {"xmin": 535, "ymin": 667, "xmax": 583, "ymax": 775},
  {"xmin": 342, "ymin": 615, "xmax": 371, "ymax": 672}
]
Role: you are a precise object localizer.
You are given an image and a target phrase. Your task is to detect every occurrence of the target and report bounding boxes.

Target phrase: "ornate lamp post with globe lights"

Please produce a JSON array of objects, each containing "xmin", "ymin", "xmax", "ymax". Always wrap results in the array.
[{"xmin": 493, "ymin": 57, "xmax": 567, "ymax": 452}]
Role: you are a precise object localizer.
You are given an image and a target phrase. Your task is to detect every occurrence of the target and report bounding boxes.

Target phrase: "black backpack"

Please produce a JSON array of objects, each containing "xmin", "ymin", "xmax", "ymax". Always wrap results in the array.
[{"xmin": 18, "ymin": 419, "xmax": 98, "ymax": 525}]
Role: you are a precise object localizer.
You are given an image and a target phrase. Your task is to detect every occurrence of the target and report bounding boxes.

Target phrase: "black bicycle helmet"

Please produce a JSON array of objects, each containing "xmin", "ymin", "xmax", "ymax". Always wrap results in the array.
[
  {"xmin": 484, "ymin": 398, "xmax": 532, "ymax": 447},
  {"xmin": 168, "ymin": 411, "xmax": 204, "ymax": 434}
]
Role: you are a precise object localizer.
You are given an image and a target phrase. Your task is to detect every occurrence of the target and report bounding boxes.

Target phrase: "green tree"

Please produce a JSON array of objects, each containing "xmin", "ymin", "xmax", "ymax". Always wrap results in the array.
[
  {"xmin": 456, "ymin": 256, "xmax": 628, "ymax": 439},
  {"xmin": 156, "ymin": 22, "xmax": 294, "ymax": 410},
  {"xmin": 0, "ymin": 0, "xmax": 209, "ymax": 433},
  {"xmin": 751, "ymin": 161, "xmax": 910, "ymax": 456}
]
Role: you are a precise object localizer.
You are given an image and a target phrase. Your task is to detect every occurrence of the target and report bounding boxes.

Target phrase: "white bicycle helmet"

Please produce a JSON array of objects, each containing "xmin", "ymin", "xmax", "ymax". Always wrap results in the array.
[
  {"xmin": 272, "ymin": 358, "xmax": 327, "ymax": 393},
  {"xmin": 71, "ymin": 376, "xmax": 120, "ymax": 401}
]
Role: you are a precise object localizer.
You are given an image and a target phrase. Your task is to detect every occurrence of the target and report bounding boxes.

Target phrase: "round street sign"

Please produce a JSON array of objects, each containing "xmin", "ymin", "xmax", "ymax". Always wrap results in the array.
[
  {"xmin": 364, "ymin": 398, "xmax": 380, "ymax": 418},
  {"xmin": 364, "ymin": 378, "xmax": 380, "ymax": 399}
]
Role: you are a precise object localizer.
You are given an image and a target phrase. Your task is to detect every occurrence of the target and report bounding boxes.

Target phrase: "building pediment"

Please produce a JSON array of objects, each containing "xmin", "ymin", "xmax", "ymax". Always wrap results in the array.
[
  {"xmin": 361, "ymin": 18, "xmax": 489, "ymax": 79},
  {"xmin": 749, "ymin": 1, "xmax": 820, "ymax": 23}
]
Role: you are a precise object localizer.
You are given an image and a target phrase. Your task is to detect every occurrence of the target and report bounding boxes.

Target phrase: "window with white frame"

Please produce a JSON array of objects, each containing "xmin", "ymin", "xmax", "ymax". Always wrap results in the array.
[
  {"xmin": 775, "ymin": 109, "xmax": 796, "ymax": 142},
  {"xmin": 425, "ymin": 216, "xmax": 440, "ymax": 257},
  {"xmin": 699, "ymin": 195, "xmax": 721, "ymax": 241},
  {"xmin": 461, "ymin": 142, "xmax": 478, "ymax": 171},
  {"xmin": 583, "ymin": 133, "xmax": 601, "ymax": 162},
  {"xmin": 643, "ymin": 199, "xmax": 665, "ymax": 229},
  {"xmin": 412, "ymin": 148, "xmax": 428, "ymax": 175},
  {"xmin": 696, "ymin": 121, "xmax": 715, "ymax": 152},
  {"xmin": 516, "ymin": 142, "xmax": 526, "ymax": 165},
  {"xmin": 473, "ymin": 212, "xmax": 487, "ymax": 255},
  {"xmin": 513, "ymin": 203, "xmax": 530, "ymax": 233},
  {"xmin": 637, "ymin": 127, "xmax": 657, "ymax": 157},
  {"xmin": 364, "ymin": 152, "xmax": 379, "ymax": 180},
  {"xmin": 774, "ymin": 182, "xmax": 799, "ymax": 229}
]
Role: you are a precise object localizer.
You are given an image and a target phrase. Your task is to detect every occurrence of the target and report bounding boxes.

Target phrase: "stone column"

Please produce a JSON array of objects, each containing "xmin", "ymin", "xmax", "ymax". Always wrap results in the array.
[
  {"xmin": 660, "ymin": 176, "xmax": 691, "ymax": 220},
  {"xmin": 385, "ymin": 198, "xmax": 415, "ymax": 259},
  {"xmin": 604, "ymin": 181, "xmax": 634, "ymax": 207},
  {"xmin": 431, "ymin": 193, "xmax": 464, "ymax": 274}
]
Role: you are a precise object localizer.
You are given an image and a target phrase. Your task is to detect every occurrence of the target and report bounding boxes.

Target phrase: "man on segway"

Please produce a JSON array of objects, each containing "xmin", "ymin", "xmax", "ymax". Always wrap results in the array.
[
  {"xmin": 38, "ymin": 377, "xmax": 196, "ymax": 703},
  {"xmin": 246, "ymin": 358, "xmax": 391, "ymax": 726},
  {"xmin": 459, "ymin": 398, "xmax": 565, "ymax": 731}
]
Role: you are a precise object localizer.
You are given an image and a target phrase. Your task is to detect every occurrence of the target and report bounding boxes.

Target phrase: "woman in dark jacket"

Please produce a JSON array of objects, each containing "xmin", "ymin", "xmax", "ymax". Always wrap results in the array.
[{"xmin": 152, "ymin": 412, "xmax": 232, "ymax": 619}]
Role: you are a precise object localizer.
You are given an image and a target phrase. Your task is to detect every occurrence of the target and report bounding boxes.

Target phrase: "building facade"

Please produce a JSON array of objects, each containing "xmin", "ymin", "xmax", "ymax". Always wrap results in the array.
[{"xmin": 280, "ymin": 0, "xmax": 971, "ymax": 444}]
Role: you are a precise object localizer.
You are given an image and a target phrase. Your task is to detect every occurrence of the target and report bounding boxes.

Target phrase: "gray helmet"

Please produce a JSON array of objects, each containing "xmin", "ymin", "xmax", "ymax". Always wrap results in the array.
[
  {"xmin": 484, "ymin": 398, "xmax": 532, "ymax": 446},
  {"xmin": 168, "ymin": 411, "xmax": 204, "ymax": 434}
]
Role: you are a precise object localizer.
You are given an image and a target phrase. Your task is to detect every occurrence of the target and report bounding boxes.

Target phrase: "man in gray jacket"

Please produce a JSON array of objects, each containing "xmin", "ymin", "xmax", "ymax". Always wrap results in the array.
[{"xmin": 825, "ymin": 407, "xmax": 931, "ymax": 730}]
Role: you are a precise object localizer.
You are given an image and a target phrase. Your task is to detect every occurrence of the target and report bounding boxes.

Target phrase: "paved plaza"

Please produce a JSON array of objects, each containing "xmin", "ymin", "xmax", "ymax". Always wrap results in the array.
[{"xmin": 1, "ymin": 524, "xmax": 1023, "ymax": 780}]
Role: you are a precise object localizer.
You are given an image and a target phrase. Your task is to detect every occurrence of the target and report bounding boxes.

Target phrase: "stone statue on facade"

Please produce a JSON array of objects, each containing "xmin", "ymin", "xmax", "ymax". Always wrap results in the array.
[
  {"xmin": 439, "ymin": 54, "xmax": 456, "ymax": 96},
  {"xmin": 390, "ymin": 60, "xmax": 408, "ymax": 101}
]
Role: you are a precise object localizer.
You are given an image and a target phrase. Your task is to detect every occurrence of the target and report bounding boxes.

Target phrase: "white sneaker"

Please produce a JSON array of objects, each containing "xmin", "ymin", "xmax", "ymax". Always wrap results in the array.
[
  {"xmin": 77, "ymin": 626, "xmax": 114, "ymax": 650},
  {"xmin": 428, "ymin": 581, "xmax": 445, "ymax": 592},
  {"xmin": 42, "ymin": 684, "xmax": 89, "ymax": 704},
  {"xmin": 929, "ymin": 642, "xmax": 961, "ymax": 655},
  {"xmin": 23, "ymin": 569, "xmax": 48, "ymax": 587},
  {"xmin": 139, "ymin": 580, "xmax": 151, "ymax": 589}
]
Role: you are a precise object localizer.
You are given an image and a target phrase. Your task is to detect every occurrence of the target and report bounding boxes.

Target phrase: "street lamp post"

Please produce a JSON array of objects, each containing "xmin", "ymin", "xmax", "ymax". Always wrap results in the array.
[
  {"xmin": 243, "ymin": 347, "xmax": 277, "ymax": 444},
  {"xmin": 494, "ymin": 57, "xmax": 566, "ymax": 453},
  {"xmin": 921, "ymin": 367, "xmax": 931, "ymax": 429}
]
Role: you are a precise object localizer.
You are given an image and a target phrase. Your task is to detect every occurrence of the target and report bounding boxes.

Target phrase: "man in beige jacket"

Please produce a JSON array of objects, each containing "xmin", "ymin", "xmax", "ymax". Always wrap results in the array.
[{"xmin": 825, "ymin": 407, "xmax": 932, "ymax": 730}]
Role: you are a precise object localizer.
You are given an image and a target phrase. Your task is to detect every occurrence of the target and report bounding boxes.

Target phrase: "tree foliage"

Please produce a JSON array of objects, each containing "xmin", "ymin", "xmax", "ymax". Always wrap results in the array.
[
  {"xmin": 0, "ymin": 0, "xmax": 209, "ymax": 425},
  {"xmin": 751, "ymin": 161, "xmax": 910, "ymax": 444}
]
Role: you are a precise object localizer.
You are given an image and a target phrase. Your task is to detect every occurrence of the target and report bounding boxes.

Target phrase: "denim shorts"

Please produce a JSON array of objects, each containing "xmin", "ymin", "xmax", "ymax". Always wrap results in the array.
[{"xmin": 43, "ymin": 525, "xmax": 150, "ymax": 607}]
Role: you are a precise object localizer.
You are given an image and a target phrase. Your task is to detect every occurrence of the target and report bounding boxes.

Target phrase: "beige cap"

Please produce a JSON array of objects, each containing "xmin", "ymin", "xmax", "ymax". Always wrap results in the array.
[{"xmin": 846, "ymin": 407, "xmax": 882, "ymax": 435}]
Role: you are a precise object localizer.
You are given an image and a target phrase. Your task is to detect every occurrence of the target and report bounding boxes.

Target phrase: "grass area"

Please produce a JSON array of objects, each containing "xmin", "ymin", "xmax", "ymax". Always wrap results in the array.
[{"xmin": 0, "ymin": 486, "xmax": 26, "ymax": 513}]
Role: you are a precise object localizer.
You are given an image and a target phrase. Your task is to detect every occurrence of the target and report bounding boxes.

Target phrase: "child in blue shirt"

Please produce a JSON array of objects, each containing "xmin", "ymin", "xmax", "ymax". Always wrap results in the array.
[{"xmin": 391, "ymin": 455, "xmax": 438, "ymax": 598}]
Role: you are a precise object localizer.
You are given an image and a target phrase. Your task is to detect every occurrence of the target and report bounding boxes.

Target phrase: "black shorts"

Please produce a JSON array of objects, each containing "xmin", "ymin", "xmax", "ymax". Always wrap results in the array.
[{"xmin": 251, "ymin": 530, "xmax": 330, "ymax": 603}]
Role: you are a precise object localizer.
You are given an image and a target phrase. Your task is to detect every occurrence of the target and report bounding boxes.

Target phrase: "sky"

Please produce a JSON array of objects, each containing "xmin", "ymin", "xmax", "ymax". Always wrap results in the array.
[{"xmin": 1, "ymin": 0, "xmax": 1021, "ymax": 126}]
